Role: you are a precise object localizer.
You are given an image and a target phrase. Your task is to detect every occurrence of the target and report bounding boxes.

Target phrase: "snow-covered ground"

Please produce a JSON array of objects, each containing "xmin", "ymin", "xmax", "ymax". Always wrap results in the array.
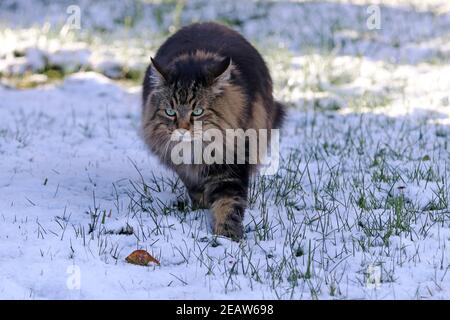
[{"xmin": 0, "ymin": 0, "xmax": 449, "ymax": 299}]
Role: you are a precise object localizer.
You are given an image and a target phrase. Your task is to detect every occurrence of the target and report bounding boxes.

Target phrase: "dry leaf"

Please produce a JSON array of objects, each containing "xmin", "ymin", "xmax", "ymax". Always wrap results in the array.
[{"xmin": 125, "ymin": 250, "xmax": 160, "ymax": 266}]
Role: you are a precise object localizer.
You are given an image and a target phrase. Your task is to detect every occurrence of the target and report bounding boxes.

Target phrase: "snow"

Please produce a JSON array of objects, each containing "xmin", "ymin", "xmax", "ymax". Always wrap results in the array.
[{"xmin": 0, "ymin": 0, "xmax": 449, "ymax": 299}]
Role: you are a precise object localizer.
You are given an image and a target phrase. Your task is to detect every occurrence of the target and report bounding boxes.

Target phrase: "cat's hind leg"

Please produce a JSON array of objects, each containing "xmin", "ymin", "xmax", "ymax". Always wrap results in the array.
[{"xmin": 186, "ymin": 184, "xmax": 208, "ymax": 210}]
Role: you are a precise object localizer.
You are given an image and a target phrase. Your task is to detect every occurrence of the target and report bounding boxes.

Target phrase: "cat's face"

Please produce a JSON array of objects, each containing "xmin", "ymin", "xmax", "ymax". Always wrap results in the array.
[
  {"xmin": 142, "ymin": 53, "xmax": 245, "ymax": 165},
  {"xmin": 148, "ymin": 77, "xmax": 213, "ymax": 135}
]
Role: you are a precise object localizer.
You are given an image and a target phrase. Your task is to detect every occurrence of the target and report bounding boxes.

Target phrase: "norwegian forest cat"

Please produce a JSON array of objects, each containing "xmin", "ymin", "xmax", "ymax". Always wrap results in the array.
[{"xmin": 142, "ymin": 22, "xmax": 285, "ymax": 240}]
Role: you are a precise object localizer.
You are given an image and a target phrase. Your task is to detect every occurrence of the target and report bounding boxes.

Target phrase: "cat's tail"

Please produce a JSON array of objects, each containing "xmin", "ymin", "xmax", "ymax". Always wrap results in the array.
[{"xmin": 273, "ymin": 100, "xmax": 287, "ymax": 129}]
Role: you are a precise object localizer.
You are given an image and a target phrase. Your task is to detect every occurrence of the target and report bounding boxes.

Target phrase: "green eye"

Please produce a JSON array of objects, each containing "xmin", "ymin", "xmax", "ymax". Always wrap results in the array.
[
  {"xmin": 165, "ymin": 108, "xmax": 176, "ymax": 117},
  {"xmin": 192, "ymin": 108, "xmax": 204, "ymax": 116}
]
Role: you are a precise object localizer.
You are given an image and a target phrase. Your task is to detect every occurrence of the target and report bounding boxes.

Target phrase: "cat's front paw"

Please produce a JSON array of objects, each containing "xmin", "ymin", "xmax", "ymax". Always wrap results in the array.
[{"xmin": 214, "ymin": 214, "xmax": 244, "ymax": 241}]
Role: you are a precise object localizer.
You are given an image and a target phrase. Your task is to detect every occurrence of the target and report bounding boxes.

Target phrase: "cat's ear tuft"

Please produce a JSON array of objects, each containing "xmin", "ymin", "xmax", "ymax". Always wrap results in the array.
[
  {"xmin": 150, "ymin": 57, "xmax": 169, "ymax": 85},
  {"xmin": 209, "ymin": 57, "xmax": 232, "ymax": 93}
]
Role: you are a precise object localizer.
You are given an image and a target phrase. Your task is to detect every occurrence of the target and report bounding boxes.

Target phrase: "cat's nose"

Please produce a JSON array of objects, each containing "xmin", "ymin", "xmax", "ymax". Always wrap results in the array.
[{"xmin": 178, "ymin": 121, "xmax": 190, "ymax": 130}]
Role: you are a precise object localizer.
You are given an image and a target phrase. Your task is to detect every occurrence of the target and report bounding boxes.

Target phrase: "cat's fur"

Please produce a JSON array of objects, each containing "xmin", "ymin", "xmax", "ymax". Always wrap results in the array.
[{"xmin": 142, "ymin": 22, "xmax": 285, "ymax": 240}]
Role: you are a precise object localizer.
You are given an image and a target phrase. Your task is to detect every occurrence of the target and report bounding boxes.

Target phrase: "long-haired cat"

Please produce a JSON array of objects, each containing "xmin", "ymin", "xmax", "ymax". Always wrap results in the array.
[{"xmin": 142, "ymin": 22, "xmax": 285, "ymax": 240}]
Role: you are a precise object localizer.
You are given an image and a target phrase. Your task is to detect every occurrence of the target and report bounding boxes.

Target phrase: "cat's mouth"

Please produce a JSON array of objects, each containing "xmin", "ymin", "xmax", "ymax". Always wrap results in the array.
[{"xmin": 172, "ymin": 128, "xmax": 203, "ymax": 142}]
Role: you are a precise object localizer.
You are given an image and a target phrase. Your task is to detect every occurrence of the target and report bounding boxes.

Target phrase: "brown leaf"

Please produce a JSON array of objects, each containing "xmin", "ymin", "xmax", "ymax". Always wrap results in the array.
[{"xmin": 125, "ymin": 250, "xmax": 160, "ymax": 266}]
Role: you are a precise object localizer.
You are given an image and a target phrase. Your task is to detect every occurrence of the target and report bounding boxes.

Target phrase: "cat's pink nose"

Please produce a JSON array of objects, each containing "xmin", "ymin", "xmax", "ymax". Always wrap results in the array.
[{"xmin": 178, "ymin": 121, "xmax": 190, "ymax": 130}]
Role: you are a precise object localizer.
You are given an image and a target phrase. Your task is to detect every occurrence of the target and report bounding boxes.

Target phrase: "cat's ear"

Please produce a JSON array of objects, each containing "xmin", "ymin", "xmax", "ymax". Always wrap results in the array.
[
  {"xmin": 209, "ymin": 57, "xmax": 232, "ymax": 93},
  {"xmin": 150, "ymin": 57, "xmax": 169, "ymax": 85}
]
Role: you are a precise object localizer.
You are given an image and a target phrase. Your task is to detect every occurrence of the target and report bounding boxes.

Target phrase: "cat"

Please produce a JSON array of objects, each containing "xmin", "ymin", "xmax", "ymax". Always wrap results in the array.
[{"xmin": 142, "ymin": 22, "xmax": 285, "ymax": 240}]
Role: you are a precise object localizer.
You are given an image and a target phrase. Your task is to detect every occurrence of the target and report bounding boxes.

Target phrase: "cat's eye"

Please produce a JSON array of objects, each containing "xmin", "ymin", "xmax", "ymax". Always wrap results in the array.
[
  {"xmin": 192, "ymin": 108, "xmax": 204, "ymax": 116},
  {"xmin": 164, "ymin": 108, "xmax": 176, "ymax": 117}
]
